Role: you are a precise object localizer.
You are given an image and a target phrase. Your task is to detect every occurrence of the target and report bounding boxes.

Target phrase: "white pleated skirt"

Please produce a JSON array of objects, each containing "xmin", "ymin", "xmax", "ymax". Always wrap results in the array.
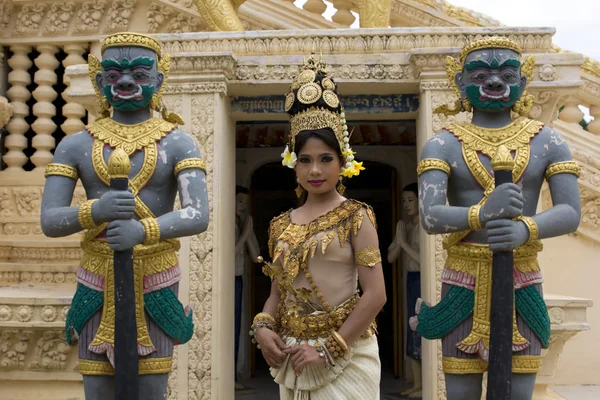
[{"xmin": 271, "ymin": 336, "xmax": 381, "ymax": 400}]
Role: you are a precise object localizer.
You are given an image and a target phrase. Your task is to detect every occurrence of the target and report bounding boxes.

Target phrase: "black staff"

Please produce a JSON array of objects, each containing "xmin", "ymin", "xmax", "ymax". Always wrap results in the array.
[
  {"xmin": 487, "ymin": 145, "xmax": 516, "ymax": 400},
  {"xmin": 107, "ymin": 148, "xmax": 139, "ymax": 400}
]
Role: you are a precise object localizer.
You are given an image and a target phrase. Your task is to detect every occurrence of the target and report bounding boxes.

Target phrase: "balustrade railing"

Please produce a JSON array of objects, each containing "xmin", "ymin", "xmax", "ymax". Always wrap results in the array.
[{"xmin": 1, "ymin": 42, "xmax": 89, "ymax": 172}]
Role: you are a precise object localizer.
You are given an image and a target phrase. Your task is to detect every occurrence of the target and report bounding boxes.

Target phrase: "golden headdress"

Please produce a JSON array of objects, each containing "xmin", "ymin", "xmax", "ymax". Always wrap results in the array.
[
  {"xmin": 436, "ymin": 36, "xmax": 535, "ymax": 117},
  {"xmin": 282, "ymin": 53, "xmax": 364, "ymax": 178},
  {"xmin": 88, "ymin": 32, "xmax": 183, "ymax": 124}
]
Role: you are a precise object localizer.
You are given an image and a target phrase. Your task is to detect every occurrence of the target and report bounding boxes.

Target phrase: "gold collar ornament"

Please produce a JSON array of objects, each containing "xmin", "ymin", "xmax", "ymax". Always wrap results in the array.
[
  {"xmin": 88, "ymin": 32, "xmax": 183, "ymax": 125},
  {"xmin": 87, "ymin": 117, "xmax": 176, "ymax": 155},
  {"xmin": 435, "ymin": 36, "xmax": 535, "ymax": 117},
  {"xmin": 282, "ymin": 53, "xmax": 364, "ymax": 179}
]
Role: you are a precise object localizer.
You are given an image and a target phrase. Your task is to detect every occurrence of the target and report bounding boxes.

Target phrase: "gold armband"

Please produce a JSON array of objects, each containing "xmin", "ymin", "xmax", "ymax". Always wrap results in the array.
[
  {"xmin": 45, "ymin": 163, "xmax": 79, "ymax": 181},
  {"xmin": 545, "ymin": 161, "xmax": 581, "ymax": 181},
  {"xmin": 517, "ymin": 216, "xmax": 539, "ymax": 245},
  {"xmin": 78, "ymin": 200, "xmax": 99, "ymax": 230},
  {"xmin": 468, "ymin": 205, "xmax": 484, "ymax": 231},
  {"xmin": 417, "ymin": 158, "xmax": 451, "ymax": 177},
  {"xmin": 140, "ymin": 218, "xmax": 161, "ymax": 246},
  {"xmin": 174, "ymin": 158, "xmax": 206, "ymax": 176},
  {"xmin": 253, "ymin": 312, "xmax": 276, "ymax": 326},
  {"xmin": 354, "ymin": 247, "xmax": 382, "ymax": 267}
]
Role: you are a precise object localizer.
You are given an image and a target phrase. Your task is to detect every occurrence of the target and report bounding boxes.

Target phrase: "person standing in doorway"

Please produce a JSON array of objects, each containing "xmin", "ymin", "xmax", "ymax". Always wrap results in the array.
[
  {"xmin": 234, "ymin": 186, "xmax": 261, "ymax": 391},
  {"xmin": 388, "ymin": 183, "xmax": 422, "ymax": 397},
  {"xmin": 250, "ymin": 53, "xmax": 386, "ymax": 399}
]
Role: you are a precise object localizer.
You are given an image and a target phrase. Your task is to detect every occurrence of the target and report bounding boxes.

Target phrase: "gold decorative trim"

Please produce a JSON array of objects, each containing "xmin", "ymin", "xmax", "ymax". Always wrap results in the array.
[
  {"xmin": 417, "ymin": 158, "xmax": 451, "ymax": 177},
  {"xmin": 442, "ymin": 356, "xmax": 542, "ymax": 374},
  {"xmin": 443, "ymin": 357, "xmax": 487, "ymax": 374},
  {"xmin": 140, "ymin": 218, "xmax": 161, "ymax": 246},
  {"xmin": 79, "ymin": 357, "xmax": 173, "ymax": 376},
  {"xmin": 459, "ymin": 36, "xmax": 522, "ymax": 63},
  {"xmin": 289, "ymin": 108, "xmax": 344, "ymax": 156},
  {"xmin": 354, "ymin": 247, "xmax": 382, "ymax": 267},
  {"xmin": 87, "ymin": 118, "xmax": 176, "ymax": 156},
  {"xmin": 545, "ymin": 161, "xmax": 581, "ymax": 180},
  {"xmin": 44, "ymin": 163, "xmax": 79, "ymax": 181},
  {"xmin": 102, "ymin": 32, "xmax": 162, "ymax": 56},
  {"xmin": 174, "ymin": 158, "xmax": 206, "ymax": 176},
  {"xmin": 518, "ymin": 216, "xmax": 539, "ymax": 245},
  {"xmin": 78, "ymin": 200, "xmax": 99, "ymax": 230},
  {"xmin": 445, "ymin": 241, "xmax": 543, "ymax": 275},
  {"xmin": 468, "ymin": 205, "xmax": 483, "ymax": 231},
  {"xmin": 512, "ymin": 355, "xmax": 542, "ymax": 374}
]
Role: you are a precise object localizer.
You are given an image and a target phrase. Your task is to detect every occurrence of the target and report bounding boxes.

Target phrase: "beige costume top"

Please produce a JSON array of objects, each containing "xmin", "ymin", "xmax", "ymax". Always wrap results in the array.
[{"xmin": 265, "ymin": 199, "xmax": 381, "ymax": 340}]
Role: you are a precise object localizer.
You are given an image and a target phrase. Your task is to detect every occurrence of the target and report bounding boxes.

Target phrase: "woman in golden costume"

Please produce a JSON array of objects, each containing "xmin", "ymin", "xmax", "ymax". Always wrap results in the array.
[{"xmin": 250, "ymin": 54, "xmax": 387, "ymax": 399}]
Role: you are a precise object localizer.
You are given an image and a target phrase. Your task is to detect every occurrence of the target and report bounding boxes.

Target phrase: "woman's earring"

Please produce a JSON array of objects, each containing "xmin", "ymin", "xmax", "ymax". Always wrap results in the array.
[
  {"xmin": 295, "ymin": 179, "xmax": 304, "ymax": 198},
  {"xmin": 336, "ymin": 178, "xmax": 346, "ymax": 195}
]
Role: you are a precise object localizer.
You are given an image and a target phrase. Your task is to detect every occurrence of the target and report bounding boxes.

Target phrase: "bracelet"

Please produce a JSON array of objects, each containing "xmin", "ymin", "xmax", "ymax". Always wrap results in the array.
[
  {"xmin": 249, "ymin": 321, "xmax": 273, "ymax": 349},
  {"xmin": 253, "ymin": 312, "xmax": 276, "ymax": 326},
  {"xmin": 78, "ymin": 200, "xmax": 99, "ymax": 230},
  {"xmin": 468, "ymin": 205, "xmax": 484, "ymax": 231},
  {"xmin": 331, "ymin": 331, "xmax": 350, "ymax": 353},
  {"xmin": 517, "ymin": 216, "xmax": 539, "ymax": 245},
  {"xmin": 325, "ymin": 336, "xmax": 346, "ymax": 359},
  {"xmin": 315, "ymin": 343, "xmax": 335, "ymax": 369},
  {"xmin": 140, "ymin": 218, "xmax": 161, "ymax": 245}
]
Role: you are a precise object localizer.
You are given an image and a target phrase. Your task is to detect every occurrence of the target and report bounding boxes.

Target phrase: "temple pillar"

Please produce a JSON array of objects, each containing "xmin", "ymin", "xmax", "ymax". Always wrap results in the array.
[{"xmin": 416, "ymin": 69, "xmax": 461, "ymax": 400}]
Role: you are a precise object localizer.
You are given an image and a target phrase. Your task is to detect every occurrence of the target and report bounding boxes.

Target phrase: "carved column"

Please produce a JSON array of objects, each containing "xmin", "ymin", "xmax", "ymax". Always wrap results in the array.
[
  {"xmin": 161, "ymin": 53, "xmax": 236, "ymax": 400},
  {"xmin": 4, "ymin": 45, "xmax": 32, "ymax": 172},
  {"xmin": 61, "ymin": 44, "xmax": 88, "ymax": 135},
  {"xmin": 331, "ymin": 0, "xmax": 356, "ymax": 26},
  {"xmin": 588, "ymin": 105, "xmax": 600, "ymax": 135},
  {"xmin": 30, "ymin": 44, "xmax": 59, "ymax": 171},
  {"xmin": 417, "ymin": 67, "xmax": 470, "ymax": 400}
]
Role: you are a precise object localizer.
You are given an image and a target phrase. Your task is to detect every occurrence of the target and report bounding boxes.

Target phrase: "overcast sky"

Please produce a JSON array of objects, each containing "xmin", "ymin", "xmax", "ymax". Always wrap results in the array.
[{"xmin": 295, "ymin": 0, "xmax": 599, "ymax": 60}]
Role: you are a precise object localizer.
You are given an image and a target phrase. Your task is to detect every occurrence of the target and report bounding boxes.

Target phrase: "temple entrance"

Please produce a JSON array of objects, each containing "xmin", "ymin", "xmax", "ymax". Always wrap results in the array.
[{"xmin": 234, "ymin": 120, "xmax": 419, "ymax": 398}]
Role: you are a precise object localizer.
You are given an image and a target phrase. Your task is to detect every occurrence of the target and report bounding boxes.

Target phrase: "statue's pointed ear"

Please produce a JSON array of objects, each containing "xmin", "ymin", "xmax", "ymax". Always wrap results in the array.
[
  {"xmin": 520, "ymin": 55, "xmax": 536, "ymax": 94},
  {"xmin": 88, "ymin": 54, "xmax": 104, "ymax": 96}
]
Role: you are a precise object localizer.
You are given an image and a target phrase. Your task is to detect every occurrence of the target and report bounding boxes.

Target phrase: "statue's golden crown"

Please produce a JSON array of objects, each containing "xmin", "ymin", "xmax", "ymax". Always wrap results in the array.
[
  {"xmin": 101, "ymin": 32, "xmax": 162, "ymax": 57},
  {"xmin": 459, "ymin": 36, "xmax": 522, "ymax": 62}
]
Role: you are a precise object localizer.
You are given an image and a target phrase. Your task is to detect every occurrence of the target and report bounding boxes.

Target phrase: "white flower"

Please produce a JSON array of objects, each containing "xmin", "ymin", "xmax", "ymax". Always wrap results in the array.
[{"xmin": 281, "ymin": 146, "xmax": 297, "ymax": 168}]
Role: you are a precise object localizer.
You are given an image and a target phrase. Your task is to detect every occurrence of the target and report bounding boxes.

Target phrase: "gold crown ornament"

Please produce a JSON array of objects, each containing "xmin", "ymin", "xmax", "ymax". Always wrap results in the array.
[
  {"xmin": 88, "ymin": 32, "xmax": 183, "ymax": 124},
  {"xmin": 101, "ymin": 32, "xmax": 162, "ymax": 56},
  {"xmin": 436, "ymin": 36, "xmax": 535, "ymax": 117},
  {"xmin": 282, "ymin": 53, "xmax": 365, "ymax": 179}
]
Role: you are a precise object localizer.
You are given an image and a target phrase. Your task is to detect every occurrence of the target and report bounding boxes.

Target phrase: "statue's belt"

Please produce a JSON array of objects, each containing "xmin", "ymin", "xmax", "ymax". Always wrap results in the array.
[{"xmin": 444, "ymin": 241, "xmax": 543, "ymax": 361}]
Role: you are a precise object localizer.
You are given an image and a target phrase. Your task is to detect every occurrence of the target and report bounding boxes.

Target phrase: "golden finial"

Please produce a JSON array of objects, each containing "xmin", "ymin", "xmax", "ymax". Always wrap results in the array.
[
  {"xmin": 491, "ymin": 145, "xmax": 515, "ymax": 171},
  {"xmin": 107, "ymin": 148, "xmax": 131, "ymax": 179}
]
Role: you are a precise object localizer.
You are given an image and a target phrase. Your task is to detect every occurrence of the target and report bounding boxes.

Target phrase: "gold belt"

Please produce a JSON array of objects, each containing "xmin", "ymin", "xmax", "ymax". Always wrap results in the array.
[
  {"xmin": 279, "ymin": 294, "xmax": 376, "ymax": 340},
  {"xmin": 83, "ymin": 239, "xmax": 180, "ymax": 356},
  {"xmin": 446, "ymin": 241, "xmax": 543, "ymax": 360}
]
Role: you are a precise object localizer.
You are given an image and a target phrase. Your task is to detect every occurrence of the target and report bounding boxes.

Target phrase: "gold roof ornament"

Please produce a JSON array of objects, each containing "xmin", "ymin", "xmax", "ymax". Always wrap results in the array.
[{"xmin": 101, "ymin": 32, "xmax": 162, "ymax": 56}]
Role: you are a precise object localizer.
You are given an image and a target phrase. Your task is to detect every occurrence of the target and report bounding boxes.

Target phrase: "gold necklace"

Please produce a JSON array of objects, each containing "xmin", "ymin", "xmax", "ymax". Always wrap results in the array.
[
  {"xmin": 447, "ymin": 118, "xmax": 543, "ymax": 157},
  {"xmin": 87, "ymin": 117, "xmax": 176, "ymax": 155}
]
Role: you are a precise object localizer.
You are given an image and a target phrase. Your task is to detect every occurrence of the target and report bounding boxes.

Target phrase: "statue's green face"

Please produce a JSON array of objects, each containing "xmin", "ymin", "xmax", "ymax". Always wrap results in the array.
[
  {"xmin": 456, "ymin": 48, "xmax": 525, "ymax": 111},
  {"xmin": 98, "ymin": 47, "xmax": 163, "ymax": 111}
]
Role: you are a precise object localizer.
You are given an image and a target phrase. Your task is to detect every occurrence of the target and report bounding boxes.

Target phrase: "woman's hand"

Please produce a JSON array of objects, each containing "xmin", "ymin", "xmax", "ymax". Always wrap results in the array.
[
  {"xmin": 397, "ymin": 221, "xmax": 408, "ymax": 245},
  {"xmin": 256, "ymin": 327, "xmax": 287, "ymax": 368},
  {"xmin": 283, "ymin": 343, "xmax": 326, "ymax": 376}
]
